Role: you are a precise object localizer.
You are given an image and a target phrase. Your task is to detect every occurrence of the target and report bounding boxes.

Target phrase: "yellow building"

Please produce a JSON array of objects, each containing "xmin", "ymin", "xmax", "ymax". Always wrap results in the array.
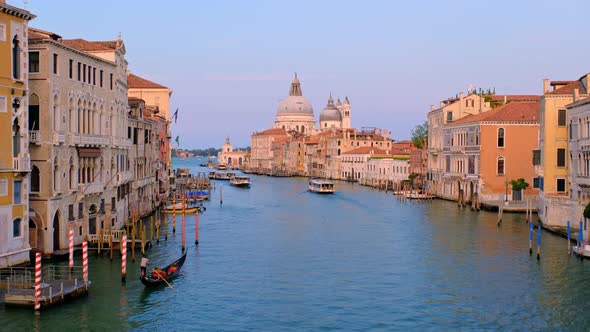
[
  {"xmin": 0, "ymin": 0, "xmax": 35, "ymax": 267},
  {"xmin": 537, "ymin": 76, "xmax": 589, "ymax": 226}
]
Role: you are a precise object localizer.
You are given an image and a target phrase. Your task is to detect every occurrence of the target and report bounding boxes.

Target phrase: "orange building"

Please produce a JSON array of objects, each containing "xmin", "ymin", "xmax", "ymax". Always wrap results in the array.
[{"xmin": 442, "ymin": 101, "xmax": 540, "ymax": 203}]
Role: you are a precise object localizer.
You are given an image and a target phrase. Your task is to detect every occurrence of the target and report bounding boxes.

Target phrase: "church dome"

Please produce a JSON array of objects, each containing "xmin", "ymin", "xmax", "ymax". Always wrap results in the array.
[
  {"xmin": 320, "ymin": 95, "xmax": 342, "ymax": 122},
  {"xmin": 276, "ymin": 74, "xmax": 314, "ymax": 116}
]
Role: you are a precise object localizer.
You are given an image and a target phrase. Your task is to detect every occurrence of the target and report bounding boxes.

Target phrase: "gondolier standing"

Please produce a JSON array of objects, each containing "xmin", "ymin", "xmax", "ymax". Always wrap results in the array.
[{"xmin": 140, "ymin": 253, "xmax": 150, "ymax": 277}]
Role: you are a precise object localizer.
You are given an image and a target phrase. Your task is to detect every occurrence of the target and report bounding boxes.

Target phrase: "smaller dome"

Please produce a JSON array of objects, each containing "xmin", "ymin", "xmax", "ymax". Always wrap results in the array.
[{"xmin": 320, "ymin": 95, "xmax": 342, "ymax": 122}]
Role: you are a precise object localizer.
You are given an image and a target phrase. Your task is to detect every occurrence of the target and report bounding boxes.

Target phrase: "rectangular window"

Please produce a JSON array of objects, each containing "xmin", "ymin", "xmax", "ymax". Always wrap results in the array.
[
  {"xmin": 468, "ymin": 156, "xmax": 475, "ymax": 174},
  {"xmin": 532, "ymin": 150, "xmax": 541, "ymax": 165},
  {"xmin": 13, "ymin": 180, "xmax": 21, "ymax": 204},
  {"xmin": 53, "ymin": 53, "xmax": 58, "ymax": 75},
  {"xmin": 82, "ymin": 64, "xmax": 87, "ymax": 82},
  {"xmin": 558, "ymin": 109, "xmax": 566, "ymax": 127},
  {"xmin": 77, "ymin": 62, "xmax": 81, "ymax": 81},
  {"xmin": 0, "ymin": 95, "xmax": 6, "ymax": 113},
  {"xmin": 88, "ymin": 66, "xmax": 92, "ymax": 84},
  {"xmin": 0, "ymin": 23, "xmax": 5, "ymax": 41},
  {"xmin": 69, "ymin": 59, "xmax": 73, "ymax": 79},
  {"xmin": 29, "ymin": 52, "xmax": 39, "ymax": 73},
  {"xmin": 93, "ymin": 68, "xmax": 96, "ymax": 85},
  {"xmin": 445, "ymin": 156, "xmax": 451, "ymax": 172},
  {"xmin": 100, "ymin": 198, "xmax": 105, "ymax": 213},
  {"xmin": 13, "ymin": 218, "xmax": 21, "ymax": 237},
  {"xmin": 68, "ymin": 204, "xmax": 74, "ymax": 221},
  {"xmin": 111, "ymin": 197, "xmax": 116, "ymax": 211},
  {"xmin": 533, "ymin": 177, "xmax": 540, "ymax": 189},
  {"xmin": 128, "ymin": 127, "xmax": 132, "ymax": 139},
  {"xmin": 133, "ymin": 128, "xmax": 138, "ymax": 144},
  {"xmin": 100, "ymin": 70, "xmax": 103, "ymax": 87},
  {"xmin": 557, "ymin": 178, "xmax": 566, "ymax": 192},
  {"xmin": 447, "ymin": 112, "xmax": 453, "ymax": 122},
  {"xmin": 557, "ymin": 148, "xmax": 566, "ymax": 167},
  {"xmin": 110, "ymin": 73, "xmax": 114, "ymax": 90},
  {"xmin": 78, "ymin": 202, "xmax": 84, "ymax": 219}
]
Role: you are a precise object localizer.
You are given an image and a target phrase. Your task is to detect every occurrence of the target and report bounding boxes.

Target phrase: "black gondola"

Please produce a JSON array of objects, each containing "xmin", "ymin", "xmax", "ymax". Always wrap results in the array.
[{"xmin": 140, "ymin": 250, "xmax": 187, "ymax": 287}]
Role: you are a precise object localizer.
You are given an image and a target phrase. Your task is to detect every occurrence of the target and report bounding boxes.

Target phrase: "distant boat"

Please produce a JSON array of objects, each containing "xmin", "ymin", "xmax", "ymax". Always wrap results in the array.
[
  {"xmin": 573, "ymin": 242, "xmax": 590, "ymax": 258},
  {"xmin": 308, "ymin": 180, "xmax": 335, "ymax": 194},
  {"xmin": 230, "ymin": 176, "xmax": 251, "ymax": 188}
]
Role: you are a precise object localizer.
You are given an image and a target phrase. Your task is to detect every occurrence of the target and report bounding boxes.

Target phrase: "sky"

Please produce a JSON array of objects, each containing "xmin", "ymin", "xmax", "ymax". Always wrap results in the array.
[{"xmin": 17, "ymin": 0, "xmax": 590, "ymax": 148}]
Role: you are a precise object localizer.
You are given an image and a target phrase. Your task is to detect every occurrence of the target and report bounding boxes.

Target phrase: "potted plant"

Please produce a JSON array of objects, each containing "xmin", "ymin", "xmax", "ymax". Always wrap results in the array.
[{"xmin": 510, "ymin": 178, "xmax": 529, "ymax": 201}]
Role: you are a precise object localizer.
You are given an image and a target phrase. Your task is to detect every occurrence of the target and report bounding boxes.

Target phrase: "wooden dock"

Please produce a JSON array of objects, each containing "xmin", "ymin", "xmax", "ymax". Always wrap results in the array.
[{"xmin": 4, "ymin": 279, "xmax": 90, "ymax": 309}]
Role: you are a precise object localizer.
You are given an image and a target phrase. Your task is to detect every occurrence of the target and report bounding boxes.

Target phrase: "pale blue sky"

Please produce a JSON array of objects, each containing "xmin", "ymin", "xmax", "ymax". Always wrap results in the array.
[{"xmin": 20, "ymin": 0, "xmax": 590, "ymax": 148}]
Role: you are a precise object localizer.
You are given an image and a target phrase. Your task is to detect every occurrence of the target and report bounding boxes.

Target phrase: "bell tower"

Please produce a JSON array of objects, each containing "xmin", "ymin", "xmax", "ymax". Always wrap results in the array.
[{"xmin": 342, "ymin": 97, "xmax": 351, "ymax": 129}]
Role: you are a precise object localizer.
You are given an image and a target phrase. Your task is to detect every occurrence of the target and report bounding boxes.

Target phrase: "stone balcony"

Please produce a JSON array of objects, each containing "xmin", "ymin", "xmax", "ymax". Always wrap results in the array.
[
  {"xmin": 13, "ymin": 155, "xmax": 30, "ymax": 172},
  {"xmin": 78, "ymin": 182, "xmax": 103, "ymax": 195},
  {"xmin": 53, "ymin": 132, "xmax": 66, "ymax": 145},
  {"xmin": 29, "ymin": 131, "xmax": 41, "ymax": 145},
  {"xmin": 580, "ymin": 137, "xmax": 590, "ymax": 151}
]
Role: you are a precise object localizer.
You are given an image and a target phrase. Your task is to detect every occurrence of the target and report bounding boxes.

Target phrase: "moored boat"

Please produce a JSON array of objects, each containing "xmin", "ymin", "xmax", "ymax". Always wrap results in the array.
[
  {"xmin": 140, "ymin": 250, "xmax": 187, "ymax": 287},
  {"xmin": 230, "ymin": 175, "xmax": 251, "ymax": 188},
  {"xmin": 573, "ymin": 242, "xmax": 590, "ymax": 258},
  {"xmin": 308, "ymin": 179, "xmax": 335, "ymax": 194}
]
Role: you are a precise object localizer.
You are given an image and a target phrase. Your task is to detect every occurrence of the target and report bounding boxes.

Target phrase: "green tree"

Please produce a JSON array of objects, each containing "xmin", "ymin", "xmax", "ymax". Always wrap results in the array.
[
  {"xmin": 411, "ymin": 121, "xmax": 428, "ymax": 149},
  {"xmin": 584, "ymin": 202, "xmax": 590, "ymax": 219},
  {"xmin": 510, "ymin": 178, "xmax": 529, "ymax": 191}
]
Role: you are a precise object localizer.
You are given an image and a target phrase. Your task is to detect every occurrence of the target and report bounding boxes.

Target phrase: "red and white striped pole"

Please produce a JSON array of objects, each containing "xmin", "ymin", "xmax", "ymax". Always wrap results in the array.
[
  {"xmin": 82, "ymin": 242, "xmax": 88, "ymax": 284},
  {"xmin": 34, "ymin": 253, "xmax": 41, "ymax": 311},
  {"xmin": 68, "ymin": 229, "xmax": 74, "ymax": 270},
  {"xmin": 195, "ymin": 209, "xmax": 199, "ymax": 245},
  {"xmin": 121, "ymin": 234, "xmax": 127, "ymax": 282}
]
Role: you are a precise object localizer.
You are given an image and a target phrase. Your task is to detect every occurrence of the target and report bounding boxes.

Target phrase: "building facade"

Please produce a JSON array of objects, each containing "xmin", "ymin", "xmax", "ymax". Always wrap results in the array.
[
  {"xmin": 0, "ymin": 1, "xmax": 35, "ymax": 267},
  {"xmin": 537, "ymin": 76, "xmax": 589, "ymax": 226},
  {"xmin": 217, "ymin": 136, "xmax": 248, "ymax": 169},
  {"xmin": 442, "ymin": 101, "xmax": 540, "ymax": 204},
  {"xmin": 27, "ymin": 28, "xmax": 130, "ymax": 254}
]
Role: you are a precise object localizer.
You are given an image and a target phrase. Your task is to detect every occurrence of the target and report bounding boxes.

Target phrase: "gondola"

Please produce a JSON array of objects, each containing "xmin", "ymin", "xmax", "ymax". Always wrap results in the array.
[{"xmin": 140, "ymin": 250, "xmax": 187, "ymax": 287}]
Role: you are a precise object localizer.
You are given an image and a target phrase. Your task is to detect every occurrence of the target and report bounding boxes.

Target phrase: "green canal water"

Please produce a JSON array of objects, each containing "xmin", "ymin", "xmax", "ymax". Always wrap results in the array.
[{"xmin": 1, "ymin": 157, "xmax": 590, "ymax": 330}]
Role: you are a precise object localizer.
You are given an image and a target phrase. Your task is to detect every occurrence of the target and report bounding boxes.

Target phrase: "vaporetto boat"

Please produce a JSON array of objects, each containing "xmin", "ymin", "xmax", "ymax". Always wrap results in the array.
[{"xmin": 308, "ymin": 179, "xmax": 335, "ymax": 194}]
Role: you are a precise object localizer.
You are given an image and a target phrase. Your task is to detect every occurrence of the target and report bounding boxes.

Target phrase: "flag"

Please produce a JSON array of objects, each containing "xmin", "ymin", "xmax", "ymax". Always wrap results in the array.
[
  {"xmin": 175, "ymin": 136, "xmax": 179, "ymax": 146},
  {"xmin": 172, "ymin": 108, "xmax": 178, "ymax": 123}
]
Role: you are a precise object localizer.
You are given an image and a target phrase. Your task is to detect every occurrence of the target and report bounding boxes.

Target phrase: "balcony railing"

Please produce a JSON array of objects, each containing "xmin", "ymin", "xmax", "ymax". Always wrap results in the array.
[
  {"xmin": 53, "ymin": 132, "xmax": 66, "ymax": 145},
  {"xmin": 29, "ymin": 131, "xmax": 41, "ymax": 145},
  {"xmin": 13, "ymin": 155, "xmax": 30, "ymax": 172},
  {"xmin": 78, "ymin": 182, "xmax": 103, "ymax": 195}
]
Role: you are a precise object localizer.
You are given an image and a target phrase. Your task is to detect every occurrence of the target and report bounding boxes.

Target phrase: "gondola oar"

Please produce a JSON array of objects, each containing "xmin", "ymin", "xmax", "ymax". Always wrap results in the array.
[{"xmin": 153, "ymin": 270, "xmax": 174, "ymax": 289}]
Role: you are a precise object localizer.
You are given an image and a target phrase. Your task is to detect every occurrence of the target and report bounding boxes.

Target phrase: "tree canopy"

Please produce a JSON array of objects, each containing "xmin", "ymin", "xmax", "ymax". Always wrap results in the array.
[{"xmin": 411, "ymin": 121, "xmax": 428, "ymax": 149}]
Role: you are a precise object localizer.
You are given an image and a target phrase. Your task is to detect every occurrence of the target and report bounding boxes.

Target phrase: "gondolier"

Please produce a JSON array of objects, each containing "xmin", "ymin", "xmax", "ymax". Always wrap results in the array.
[{"xmin": 140, "ymin": 253, "xmax": 150, "ymax": 277}]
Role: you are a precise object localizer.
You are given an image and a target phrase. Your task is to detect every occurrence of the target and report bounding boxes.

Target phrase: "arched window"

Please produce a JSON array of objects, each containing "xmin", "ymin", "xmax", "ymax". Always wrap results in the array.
[
  {"xmin": 301, "ymin": 125, "xmax": 305, "ymax": 134},
  {"xmin": 12, "ymin": 36, "xmax": 20, "ymax": 79},
  {"xmin": 13, "ymin": 218, "xmax": 21, "ymax": 237},
  {"xmin": 31, "ymin": 165, "xmax": 40, "ymax": 192},
  {"xmin": 12, "ymin": 117, "xmax": 20, "ymax": 157},
  {"xmin": 497, "ymin": 128, "xmax": 505, "ymax": 147},
  {"xmin": 29, "ymin": 93, "xmax": 39, "ymax": 131},
  {"xmin": 54, "ymin": 157, "xmax": 59, "ymax": 192},
  {"xmin": 497, "ymin": 156, "xmax": 505, "ymax": 175},
  {"xmin": 53, "ymin": 94, "xmax": 60, "ymax": 132}
]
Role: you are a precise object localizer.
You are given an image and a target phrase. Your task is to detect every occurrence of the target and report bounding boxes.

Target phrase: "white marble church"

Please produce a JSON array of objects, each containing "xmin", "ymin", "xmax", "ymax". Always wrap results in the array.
[{"xmin": 273, "ymin": 74, "xmax": 352, "ymax": 134}]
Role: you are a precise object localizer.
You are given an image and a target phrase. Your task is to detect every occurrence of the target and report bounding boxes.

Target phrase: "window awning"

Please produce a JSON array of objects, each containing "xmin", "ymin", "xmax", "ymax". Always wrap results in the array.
[{"xmin": 77, "ymin": 147, "xmax": 101, "ymax": 158}]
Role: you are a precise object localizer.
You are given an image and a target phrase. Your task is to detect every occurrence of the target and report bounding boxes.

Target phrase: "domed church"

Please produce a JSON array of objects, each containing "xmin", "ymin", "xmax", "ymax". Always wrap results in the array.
[
  {"xmin": 273, "ymin": 74, "xmax": 352, "ymax": 134},
  {"xmin": 274, "ymin": 73, "xmax": 316, "ymax": 135}
]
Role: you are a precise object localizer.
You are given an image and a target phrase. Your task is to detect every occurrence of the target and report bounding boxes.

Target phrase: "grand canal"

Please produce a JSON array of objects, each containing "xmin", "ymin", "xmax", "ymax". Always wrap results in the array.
[{"xmin": 1, "ymin": 157, "xmax": 590, "ymax": 330}]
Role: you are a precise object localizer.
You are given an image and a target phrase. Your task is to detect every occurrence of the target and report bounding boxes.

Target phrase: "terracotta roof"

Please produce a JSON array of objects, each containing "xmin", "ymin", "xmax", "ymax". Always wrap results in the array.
[
  {"xmin": 451, "ymin": 101, "xmax": 540, "ymax": 125},
  {"xmin": 489, "ymin": 95, "xmax": 541, "ymax": 102},
  {"xmin": 547, "ymin": 80, "xmax": 586, "ymax": 95},
  {"xmin": 61, "ymin": 39, "xmax": 120, "ymax": 52},
  {"xmin": 343, "ymin": 147, "xmax": 388, "ymax": 155},
  {"xmin": 253, "ymin": 128, "xmax": 287, "ymax": 136},
  {"xmin": 127, "ymin": 73, "xmax": 169, "ymax": 89},
  {"xmin": 305, "ymin": 136, "xmax": 319, "ymax": 144},
  {"xmin": 28, "ymin": 27, "xmax": 60, "ymax": 40}
]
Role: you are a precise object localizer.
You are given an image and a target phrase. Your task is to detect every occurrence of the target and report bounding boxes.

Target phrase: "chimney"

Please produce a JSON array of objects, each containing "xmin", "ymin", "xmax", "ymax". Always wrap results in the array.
[
  {"xmin": 430, "ymin": 104, "xmax": 434, "ymax": 111},
  {"xmin": 574, "ymin": 88, "xmax": 580, "ymax": 102},
  {"xmin": 543, "ymin": 79, "xmax": 549, "ymax": 94},
  {"xmin": 503, "ymin": 95, "xmax": 507, "ymax": 104},
  {"xmin": 439, "ymin": 101, "xmax": 444, "ymax": 108},
  {"xmin": 459, "ymin": 92, "xmax": 464, "ymax": 99}
]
